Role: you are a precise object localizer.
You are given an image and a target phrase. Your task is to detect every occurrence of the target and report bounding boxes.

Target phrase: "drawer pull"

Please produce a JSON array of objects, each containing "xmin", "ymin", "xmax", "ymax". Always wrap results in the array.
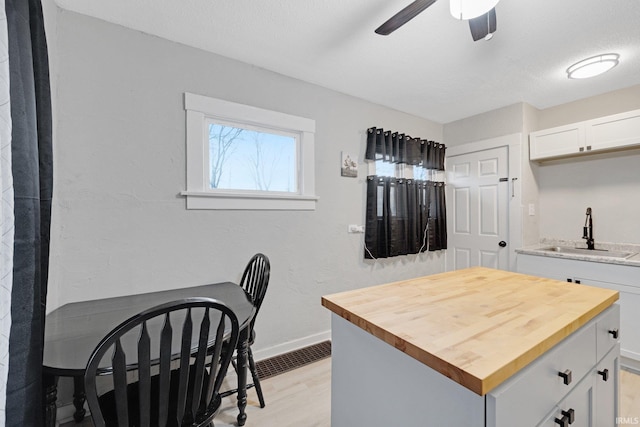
[
  {"xmin": 608, "ymin": 329, "xmax": 619, "ymax": 339},
  {"xmin": 555, "ymin": 408, "xmax": 575, "ymax": 426},
  {"xmin": 558, "ymin": 369, "xmax": 572, "ymax": 385},
  {"xmin": 598, "ymin": 368, "xmax": 609, "ymax": 381},
  {"xmin": 562, "ymin": 408, "xmax": 575, "ymax": 424}
]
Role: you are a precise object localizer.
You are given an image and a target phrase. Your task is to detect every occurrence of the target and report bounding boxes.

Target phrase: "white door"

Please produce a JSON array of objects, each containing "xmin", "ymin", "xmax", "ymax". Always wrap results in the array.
[{"xmin": 446, "ymin": 146, "xmax": 510, "ymax": 271}]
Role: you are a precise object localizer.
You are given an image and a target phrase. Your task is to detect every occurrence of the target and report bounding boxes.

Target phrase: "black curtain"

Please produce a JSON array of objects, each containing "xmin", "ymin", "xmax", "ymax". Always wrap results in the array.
[
  {"xmin": 364, "ymin": 127, "xmax": 446, "ymax": 259},
  {"xmin": 6, "ymin": 0, "xmax": 52, "ymax": 425},
  {"xmin": 365, "ymin": 177, "xmax": 446, "ymax": 259},
  {"xmin": 365, "ymin": 127, "xmax": 446, "ymax": 170}
]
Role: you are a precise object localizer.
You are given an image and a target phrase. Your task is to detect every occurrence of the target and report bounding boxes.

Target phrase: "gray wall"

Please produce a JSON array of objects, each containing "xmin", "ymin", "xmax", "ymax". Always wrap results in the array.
[
  {"xmin": 536, "ymin": 84, "xmax": 640, "ymax": 130},
  {"xmin": 443, "ymin": 103, "xmax": 527, "ymax": 147},
  {"xmin": 46, "ymin": 8, "xmax": 445, "ymax": 360}
]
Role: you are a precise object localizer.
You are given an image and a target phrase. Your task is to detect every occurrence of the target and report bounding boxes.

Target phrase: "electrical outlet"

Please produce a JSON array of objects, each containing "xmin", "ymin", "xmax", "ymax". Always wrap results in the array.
[
  {"xmin": 348, "ymin": 224, "xmax": 365, "ymax": 233},
  {"xmin": 528, "ymin": 204, "xmax": 535, "ymax": 216}
]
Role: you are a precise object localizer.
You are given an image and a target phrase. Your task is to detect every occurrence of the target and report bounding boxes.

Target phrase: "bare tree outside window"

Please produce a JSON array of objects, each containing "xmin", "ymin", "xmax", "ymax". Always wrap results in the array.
[
  {"xmin": 209, "ymin": 124, "xmax": 243, "ymax": 189},
  {"xmin": 246, "ymin": 132, "xmax": 288, "ymax": 191},
  {"xmin": 207, "ymin": 121, "xmax": 297, "ymax": 192}
]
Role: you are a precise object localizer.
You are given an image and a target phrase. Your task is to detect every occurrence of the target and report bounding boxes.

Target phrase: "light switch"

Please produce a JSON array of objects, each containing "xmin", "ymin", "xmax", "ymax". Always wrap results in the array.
[{"xmin": 528, "ymin": 204, "xmax": 535, "ymax": 216}]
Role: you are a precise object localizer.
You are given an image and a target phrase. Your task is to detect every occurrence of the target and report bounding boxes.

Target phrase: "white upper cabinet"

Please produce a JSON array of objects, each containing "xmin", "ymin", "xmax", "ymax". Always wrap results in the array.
[
  {"xmin": 587, "ymin": 109, "xmax": 640, "ymax": 152},
  {"xmin": 530, "ymin": 109, "xmax": 640, "ymax": 161},
  {"xmin": 530, "ymin": 123, "xmax": 584, "ymax": 160}
]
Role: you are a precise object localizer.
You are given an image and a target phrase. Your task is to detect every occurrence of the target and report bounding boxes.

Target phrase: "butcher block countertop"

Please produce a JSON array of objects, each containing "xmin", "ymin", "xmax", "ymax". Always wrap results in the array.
[{"xmin": 321, "ymin": 267, "xmax": 618, "ymax": 396}]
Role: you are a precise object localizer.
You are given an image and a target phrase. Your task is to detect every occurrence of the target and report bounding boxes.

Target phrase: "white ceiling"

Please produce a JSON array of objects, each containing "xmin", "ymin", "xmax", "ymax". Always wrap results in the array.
[{"xmin": 54, "ymin": 0, "xmax": 640, "ymax": 123}]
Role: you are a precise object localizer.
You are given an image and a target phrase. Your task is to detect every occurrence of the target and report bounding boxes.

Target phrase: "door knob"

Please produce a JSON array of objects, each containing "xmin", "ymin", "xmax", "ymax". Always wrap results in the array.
[{"xmin": 498, "ymin": 241, "xmax": 507, "ymax": 247}]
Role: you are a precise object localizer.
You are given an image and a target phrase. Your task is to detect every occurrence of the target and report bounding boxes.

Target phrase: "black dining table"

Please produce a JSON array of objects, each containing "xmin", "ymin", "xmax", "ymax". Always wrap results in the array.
[{"xmin": 43, "ymin": 282, "xmax": 255, "ymax": 427}]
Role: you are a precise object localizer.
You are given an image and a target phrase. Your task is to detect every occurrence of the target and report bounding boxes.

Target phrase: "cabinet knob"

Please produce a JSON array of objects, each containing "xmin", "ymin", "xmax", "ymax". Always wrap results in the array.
[
  {"xmin": 562, "ymin": 408, "xmax": 575, "ymax": 424},
  {"xmin": 555, "ymin": 408, "xmax": 575, "ymax": 426},
  {"xmin": 598, "ymin": 369, "xmax": 609, "ymax": 381},
  {"xmin": 608, "ymin": 329, "xmax": 619, "ymax": 339},
  {"xmin": 558, "ymin": 369, "xmax": 572, "ymax": 385}
]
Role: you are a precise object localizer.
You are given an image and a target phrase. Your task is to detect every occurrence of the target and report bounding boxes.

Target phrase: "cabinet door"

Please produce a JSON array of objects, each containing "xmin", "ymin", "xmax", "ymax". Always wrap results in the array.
[
  {"xmin": 576, "ymin": 278, "xmax": 640, "ymax": 363},
  {"xmin": 595, "ymin": 345, "xmax": 620, "ymax": 427},
  {"xmin": 530, "ymin": 123, "xmax": 584, "ymax": 160},
  {"xmin": 586, "ymin": 109, "xmax": 640, "ymax": 152},
  {"xmin": 537, "ymin": 374, "xmax": 595, "ymax": 427}
]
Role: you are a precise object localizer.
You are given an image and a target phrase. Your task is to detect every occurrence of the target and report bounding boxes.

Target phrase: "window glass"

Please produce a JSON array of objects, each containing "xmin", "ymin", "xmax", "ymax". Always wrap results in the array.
[
  {"xmin": 208, "ymin": 122, "xmax": 297, "ymax": 193},
  {"xmin": 375, "ymin": 160, "xmax": 397, "ymax": 177},
  {"xmin": 413, "ymin": 165, "xmax": 427, "ymax": 180}
]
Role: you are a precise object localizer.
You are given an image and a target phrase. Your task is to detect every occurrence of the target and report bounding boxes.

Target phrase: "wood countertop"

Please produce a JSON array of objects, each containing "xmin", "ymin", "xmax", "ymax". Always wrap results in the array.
[{"xmin": 321, "ymin": 267, "xmax": 618, "ymax": 396}]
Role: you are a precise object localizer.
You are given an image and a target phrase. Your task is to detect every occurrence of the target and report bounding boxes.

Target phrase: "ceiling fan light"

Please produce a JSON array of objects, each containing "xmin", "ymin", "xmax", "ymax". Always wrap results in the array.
[
  {"xmin": 450, "ymin": 0, "xmax": 499, "ymax": 20},
  {"xmin": 566, "ymin": 54, "xmax": 620, "ymax": 79}
]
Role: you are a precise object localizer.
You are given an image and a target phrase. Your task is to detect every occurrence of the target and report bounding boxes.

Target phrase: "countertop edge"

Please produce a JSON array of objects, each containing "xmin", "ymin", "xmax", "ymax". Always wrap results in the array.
[{"xmin": 516, "ymin": 241, "xmax": 640, "ymax": 267}]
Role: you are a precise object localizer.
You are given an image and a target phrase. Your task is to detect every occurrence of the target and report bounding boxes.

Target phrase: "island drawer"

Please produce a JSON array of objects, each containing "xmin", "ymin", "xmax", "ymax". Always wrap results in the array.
[
  {"xmin": 596, "ymin": 303, "xmax": 620, "ymax": 360},
  {"xmin": 486, "ymin": 322, "xmax": 596, "ymax": 427}
]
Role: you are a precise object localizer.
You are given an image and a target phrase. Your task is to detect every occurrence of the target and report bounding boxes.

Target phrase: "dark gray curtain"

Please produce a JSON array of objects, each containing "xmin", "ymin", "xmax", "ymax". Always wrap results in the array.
[
  {"xmin": 6, "ymin": 0, "xmax": 52, "ymax": 425},
  {"xmin": 365, "ymin": 127, "xmax": 446, "ymax": 170},
  {"xmin": 364, "ymin": 127, "xmax": 446, "ymax": 259},
  {"xmin": 365, "ymin": 177, "xmax": 446, "ymax": 259}
]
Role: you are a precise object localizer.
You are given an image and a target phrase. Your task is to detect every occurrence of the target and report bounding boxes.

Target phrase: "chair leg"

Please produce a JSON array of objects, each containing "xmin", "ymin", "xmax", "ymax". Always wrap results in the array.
[{"xmin": 247, "ymin": 348, "xmax": 265, "ymax": 408}]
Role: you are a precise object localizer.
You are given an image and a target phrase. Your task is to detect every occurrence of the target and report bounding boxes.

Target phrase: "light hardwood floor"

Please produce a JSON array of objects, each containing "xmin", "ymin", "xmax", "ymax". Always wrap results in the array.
[{"xmin": 62, "ymin": 358, "xmax": 639, "ymax": 426}]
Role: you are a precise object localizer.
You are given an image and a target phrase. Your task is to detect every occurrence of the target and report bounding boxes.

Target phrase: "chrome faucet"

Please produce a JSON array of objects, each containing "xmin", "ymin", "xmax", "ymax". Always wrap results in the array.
[{"xmin": 583, "ymin": 207, "xmax": 594, "ymax": 250}]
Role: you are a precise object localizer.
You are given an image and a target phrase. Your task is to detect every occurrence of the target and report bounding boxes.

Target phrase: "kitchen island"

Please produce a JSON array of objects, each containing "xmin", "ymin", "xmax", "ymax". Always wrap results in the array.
[{"xmin": 321, "ymin": 267, "xmax": 620, "ymax": 427}]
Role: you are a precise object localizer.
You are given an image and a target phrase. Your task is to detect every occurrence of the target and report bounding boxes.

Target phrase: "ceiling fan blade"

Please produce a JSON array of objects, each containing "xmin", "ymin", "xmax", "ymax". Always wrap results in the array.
[
  {"xmin": 375, "ymin": 0, "xmax": 438, "ymax": 35},
  {"xmin": 469, "ymin": 8, "xmax": 497, "ymax": 41}
]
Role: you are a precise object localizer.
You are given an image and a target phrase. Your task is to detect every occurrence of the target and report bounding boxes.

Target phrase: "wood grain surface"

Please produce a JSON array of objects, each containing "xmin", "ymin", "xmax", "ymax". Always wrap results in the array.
[{"xmin": 321, "ymin": 267, "xmax": 618, "ymax": 395}]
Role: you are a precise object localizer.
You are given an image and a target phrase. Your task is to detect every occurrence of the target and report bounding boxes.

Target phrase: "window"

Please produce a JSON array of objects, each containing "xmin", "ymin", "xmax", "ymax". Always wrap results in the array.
[{"xmin": 182, "ymin": 93, "xmax": 317, "ymax": 210}]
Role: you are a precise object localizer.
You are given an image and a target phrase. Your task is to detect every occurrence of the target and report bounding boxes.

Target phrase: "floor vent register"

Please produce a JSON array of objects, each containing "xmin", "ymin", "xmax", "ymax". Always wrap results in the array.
[{"xmin": 256, "ymin": 340, "xmax": 331, "ymax": 379}]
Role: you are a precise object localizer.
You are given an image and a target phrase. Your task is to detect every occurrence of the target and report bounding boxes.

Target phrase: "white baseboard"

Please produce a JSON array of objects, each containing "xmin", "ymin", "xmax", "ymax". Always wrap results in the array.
[
  {"xmin": 621, "ymin": 355, "xmax": 640, "ymax": 374},
  {"xmin": 252, "ymin": 330, "xmax": 331, "ymax": 361}
]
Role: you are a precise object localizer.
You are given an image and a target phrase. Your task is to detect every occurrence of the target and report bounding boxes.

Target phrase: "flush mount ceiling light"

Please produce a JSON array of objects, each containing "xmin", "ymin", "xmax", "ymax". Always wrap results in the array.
[
  {"xmin": 566, "ymin": 54, "xmax": 620, "ymax": 79},
  {"xmin": 450, "ymin": 0, "xmax": 500, "ymax": 20}
]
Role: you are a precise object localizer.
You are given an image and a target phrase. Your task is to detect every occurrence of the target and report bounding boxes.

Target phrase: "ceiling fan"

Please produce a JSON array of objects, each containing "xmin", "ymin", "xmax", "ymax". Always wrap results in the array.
[{"xmin": 375, "ymin": 0, "xmax": 498, "ymax": 41}]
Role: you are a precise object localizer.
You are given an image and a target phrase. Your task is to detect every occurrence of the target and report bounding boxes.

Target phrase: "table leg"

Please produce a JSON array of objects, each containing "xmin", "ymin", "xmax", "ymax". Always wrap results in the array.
[
  {"xmin": 73, "ymin": 375, "xmax": 87, "ymax": 422},
  {"xmin": 236, "ymin": 328, "xmax": 250, "ymax": 426},
  {"xmin": 43, "ymin": 372, "xmax": 58, "ymax": 427}
]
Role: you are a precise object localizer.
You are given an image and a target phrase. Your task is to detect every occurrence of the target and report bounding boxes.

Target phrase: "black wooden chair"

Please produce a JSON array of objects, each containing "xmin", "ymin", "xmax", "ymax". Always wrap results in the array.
[
  {"xmin": 84, "ymin": 297, "xmax": 239, "ymax": 427},
  {"xmin": 222, "ymin": 253, "xmax": 270, "ymax": 408}
]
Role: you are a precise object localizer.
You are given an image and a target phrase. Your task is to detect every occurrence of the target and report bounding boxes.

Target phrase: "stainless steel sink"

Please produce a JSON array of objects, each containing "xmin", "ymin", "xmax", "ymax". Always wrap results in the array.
[{"xmin": 541, "ymin": 246, "xmax": 637, "ymax": 259}]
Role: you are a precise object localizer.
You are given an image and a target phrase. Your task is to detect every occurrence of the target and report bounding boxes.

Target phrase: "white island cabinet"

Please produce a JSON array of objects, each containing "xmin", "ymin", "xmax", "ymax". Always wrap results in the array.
[
  {"xmin": 518, "ymin": 252, "xmax": 640, "ymax": 370},
  {"xmin": 322, "ymin": 267, "xmax": 620, "ymax": 427}
]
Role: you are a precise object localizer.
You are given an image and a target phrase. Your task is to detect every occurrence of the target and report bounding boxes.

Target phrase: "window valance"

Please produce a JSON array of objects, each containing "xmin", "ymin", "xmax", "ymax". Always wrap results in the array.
[{"xmin": 365, "ymin": 127, "xmax": 446, "ymax": 170}]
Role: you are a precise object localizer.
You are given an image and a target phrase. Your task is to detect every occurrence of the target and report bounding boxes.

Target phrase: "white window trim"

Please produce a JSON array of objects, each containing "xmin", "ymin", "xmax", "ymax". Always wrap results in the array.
[{"xmin": 181, "ymin": 93, "xmax": 318, "ymax": 210}]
